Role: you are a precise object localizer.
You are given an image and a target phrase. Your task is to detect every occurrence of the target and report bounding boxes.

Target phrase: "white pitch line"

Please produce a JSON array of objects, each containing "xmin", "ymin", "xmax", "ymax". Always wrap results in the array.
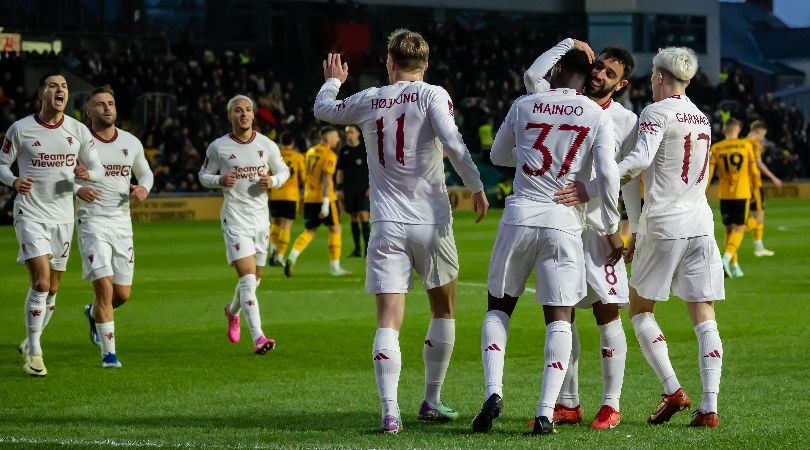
[{"xmin": 458, "ymin": 281, "xmax": 536, "ymax": 294}]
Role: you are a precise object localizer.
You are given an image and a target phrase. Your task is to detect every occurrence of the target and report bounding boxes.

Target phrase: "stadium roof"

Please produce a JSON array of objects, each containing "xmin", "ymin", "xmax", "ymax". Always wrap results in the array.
[{"xmin": 720, "ymin": 2, "xmax": 807, "ymax": 79}]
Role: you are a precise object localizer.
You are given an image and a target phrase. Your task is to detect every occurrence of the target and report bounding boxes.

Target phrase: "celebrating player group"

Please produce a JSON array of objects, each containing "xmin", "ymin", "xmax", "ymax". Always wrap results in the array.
[{"xmin": 2, "ymin": 26, "xmax": 737, "ymax": 437}]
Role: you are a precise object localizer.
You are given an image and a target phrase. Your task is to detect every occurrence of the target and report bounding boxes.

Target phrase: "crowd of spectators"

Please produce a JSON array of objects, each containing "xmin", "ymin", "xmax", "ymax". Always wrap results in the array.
[{"xmin": 0, "ymin": 22, "xmax": 807, "ymax": 211}]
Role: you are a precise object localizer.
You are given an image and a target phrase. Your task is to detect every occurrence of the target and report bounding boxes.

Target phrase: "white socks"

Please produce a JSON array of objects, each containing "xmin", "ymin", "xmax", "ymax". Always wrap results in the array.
[
  {"xmin": 558, "ymin": 324, "xmax": 580, "ymax": 408},
  {"xmin": 536, "ymin": 320, "xmax": 573, "ymax": 419},
  {"xmin": 632, "ymin": 312, "xmax": 680, "ymax": 395},
  {"xmin": 24, "ymin": 289, "xmax": 48, "ymax": 355},
  {"xmin": 42, "ymin": 293, "xmax": 56, "ymax": 329},
  {"xmin": 229, "ymin": 284, "xmax": 241, "ymax": 316},
  {"xmin": 96, "ymin": 321, "xmax": 116, "ymax": 356},
  {"xmin": 230, "ymin": 278, "xmax": 260, "ymax": 316},
  {"xmin": 373, "ymin": 328, "xmax": 401, "ymax": 418},
  {"xmin": 599, "ymin": 319, "xmax": 627, "ymax": 410},
  {"xmin": 695, "ymin": 320, "xmax": 723, "ymax": 413},
  {"xmin": 481, "ymin": 310, "xmax": 510, "ymax": 400},
  {"xmin": 238, "ymin": 275, "xmax": 264, "ymax": 342},
  {"xmin": 423, "ymin": 318, "xmax": 455, "ymax": 405}
]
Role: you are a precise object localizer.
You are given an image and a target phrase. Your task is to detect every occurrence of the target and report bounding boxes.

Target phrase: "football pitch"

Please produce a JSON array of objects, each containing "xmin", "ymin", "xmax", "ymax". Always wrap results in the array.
[{"xmin": 1, "ymin": 199, "xmax": 809, "ymax": 449}]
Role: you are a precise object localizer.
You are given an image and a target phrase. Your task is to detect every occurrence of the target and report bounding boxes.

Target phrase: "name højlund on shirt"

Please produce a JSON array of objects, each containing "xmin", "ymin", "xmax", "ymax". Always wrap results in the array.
[
  {"xmin": 675, "ymin": 112, "xmax": 710, "ymax": 125},
  {"xmin": 371, "ymin": 92, "xmax": 419, "ymax": 110},
  {"xmin": 532, "ymin": 102, "xmax": 584, "ymax": 116},
  {"xmin": 31, "ymin": 153, "xmax": 76, "ymax": 167}
]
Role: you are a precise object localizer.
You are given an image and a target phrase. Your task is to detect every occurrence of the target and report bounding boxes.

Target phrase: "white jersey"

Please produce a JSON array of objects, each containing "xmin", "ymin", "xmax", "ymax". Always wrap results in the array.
[
  {"xmin": 490, "ymin": 88, "xmax": 620, "ymax": 234},
  {"xmin": 582, "ymin": 99, "xmax": 638, "ymax": 231},
  {"xmin": 617, "ymin": 95, "xmax": 713, "ymax": 239},
  {"xmin": 76, "ymin": 128, "xmax": 154, "ymax": 227},
  {"xmin": 314, "ymin": 78, "xmax": 483, "ymax": 225},
  {"xmin": 198, "ymin": 131, "xmax": 288, "ymax": 230},
  {"xmin": 0, "ymin": 114, "xmax": 102, "ymax": 224}
]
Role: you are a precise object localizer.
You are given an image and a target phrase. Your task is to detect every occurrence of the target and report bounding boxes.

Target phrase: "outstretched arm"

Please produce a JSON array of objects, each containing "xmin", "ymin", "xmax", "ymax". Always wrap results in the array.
[
  {"xmin": 313, "ymin": 53, "xmax": 366, "ymax": 125},
  {"xmin": 524, "ymin": 39, "xmax": 595, "ymax": 94}
]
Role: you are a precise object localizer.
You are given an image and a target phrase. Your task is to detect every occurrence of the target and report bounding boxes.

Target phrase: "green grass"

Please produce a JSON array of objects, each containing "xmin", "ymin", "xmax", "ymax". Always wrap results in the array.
[{"xmin": 1, "ymin": 199, "xmax": 809, "ymax": 449}]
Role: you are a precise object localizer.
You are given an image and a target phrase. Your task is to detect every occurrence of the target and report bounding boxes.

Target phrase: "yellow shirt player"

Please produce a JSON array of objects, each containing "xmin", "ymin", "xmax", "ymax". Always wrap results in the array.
[
  {"xmin": 707, "ymin": 118, "xmax": 760, "ymax": 278},
  {"xmin": 744, "ymin": 120, "xmax": 780, "ymax": 256},
  {"xmin": 285, "ymin": 126, "xmax": 350, "ymax": 277},
  {"xmin": 269, "ymin": 131, "xmax": 306, "ymax": 266}
]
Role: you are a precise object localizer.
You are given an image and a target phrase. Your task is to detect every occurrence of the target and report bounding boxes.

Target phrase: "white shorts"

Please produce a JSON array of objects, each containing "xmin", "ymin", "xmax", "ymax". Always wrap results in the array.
[
  {"xmin": 223, "ymin": 227, "xmax": 269, "ymax": 266},
  {"xmin": 77, "ymin": 222, "xmax": 135, "ymax": 285},
  {"xmin": 630, "ymin": 234, "xmax": 725, "ymax": 302},
  {"xmin": 488, "ymin": 222, "xmax": 585, "ymax": 306},
  {"xmin": 14, "ymin": 220, "xmax": 74, "ymax": 271},
  {"xmin": 577, "ymin": 227, "xmax": 629, "ymax": 308},
  {"xmin": 365, "ymin": 221, "xmax": 459, "ymax": 294}
]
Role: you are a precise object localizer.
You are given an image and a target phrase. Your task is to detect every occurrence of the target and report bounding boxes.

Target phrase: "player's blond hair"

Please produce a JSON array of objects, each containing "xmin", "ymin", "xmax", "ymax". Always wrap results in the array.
[
  {"xmin": 723, "ymin": 117, "xmax": 742, "ymax": 132},
  {"xmin": 750, "ymin": 120, "xmax": 767, "ymax": 132},
  {"xmin": 652, "ymin": 47, "xmax": 699, "ymax": 82},
  {"xmin": 226, "ymin": 94, "xmax": 255, "ymax": 114},
  {"xmin": 387, "ymin": 28, "xmax": 429, "ymax": 71}
]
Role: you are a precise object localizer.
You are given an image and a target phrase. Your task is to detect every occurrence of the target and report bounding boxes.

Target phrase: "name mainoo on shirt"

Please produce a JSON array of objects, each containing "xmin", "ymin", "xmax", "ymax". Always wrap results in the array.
[
  {"xmin": 676, "ymin": 112, "xmax": 710, "ymax": 126},
  {"xmin": 105, "ymin": 164, "xmax": 132, "ymax": 177},
  {"xmin": 31, "ymin": 153, "xmax": 76, "ymax": 167},
  {"xmin": 533, "ymin": 103, "xmax": 583, "ymax": 116},
  {"xmin": 371, "ymin": 92, "xmax": 418, "ymax": 110},
  {"xmin": 234, "ymin": 165, "xmax": 266, "ymax": 180}
]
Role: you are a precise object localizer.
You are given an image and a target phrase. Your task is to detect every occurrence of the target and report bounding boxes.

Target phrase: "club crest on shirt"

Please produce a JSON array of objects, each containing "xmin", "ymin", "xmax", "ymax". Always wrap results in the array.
[
  {"xmin": 258, "ymin": 150, "xmax": 264, "ymax": 158},
  {"xmin": 122, "ymin": 148, "xmax": 129, "ymax": 157},
  {"xmin": 66, "ymin": 137, "xmax": 73, "ymax": 145}
]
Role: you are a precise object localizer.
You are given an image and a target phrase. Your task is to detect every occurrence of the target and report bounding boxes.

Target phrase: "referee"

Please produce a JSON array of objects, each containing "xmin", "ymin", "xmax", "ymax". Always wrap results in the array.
[{"xmin": 336, "ymin": 124, "xmax": 369, "ymax": 257}]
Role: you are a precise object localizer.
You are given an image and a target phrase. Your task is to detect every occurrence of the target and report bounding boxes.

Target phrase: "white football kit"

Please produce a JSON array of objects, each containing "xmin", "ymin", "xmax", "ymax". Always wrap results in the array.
[
  {"xmin": 75, "ymin": 128, "xmax": 153, "ymax": 284},
  {"xmin": 199, "ymin": 131, "xmax": 289, "ymax": 266},
  {"xmin": 314, "ymin": 78, "xmax": 484, "ymax": 293},
  {"xmin": 617, "ymin": 95, "xmax": 724, "ymax": 302},
  {"xmin": 488, "ymin": 88, "xmax": 620, "ymax": 305},
  {"xmin": 0, "ymin": 114, "xmax": 102, "ymax": 270},
  {"xmin": 524, "ymin": 40, "xmax": 637, "ymax": 307}
]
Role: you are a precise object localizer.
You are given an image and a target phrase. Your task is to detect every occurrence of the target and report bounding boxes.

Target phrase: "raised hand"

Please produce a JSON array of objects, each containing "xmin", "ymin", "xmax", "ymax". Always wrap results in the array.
[
  {"xmin": 323, "ymin": 53, "xmax": 349, "ymax": 84},
  {"xmin": 571, "ymin": 39, "xmax": 595, "ymax": 64}
]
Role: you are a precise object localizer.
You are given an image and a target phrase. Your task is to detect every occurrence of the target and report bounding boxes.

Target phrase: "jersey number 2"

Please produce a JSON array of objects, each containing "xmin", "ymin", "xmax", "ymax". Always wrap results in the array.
[
  {"xmin": 376, "ymin": 114, "xmax": 405, "ymax": 167},
  {"xmin": 523, "ymin": 122, "xmax": 590, "ymax": 178}
]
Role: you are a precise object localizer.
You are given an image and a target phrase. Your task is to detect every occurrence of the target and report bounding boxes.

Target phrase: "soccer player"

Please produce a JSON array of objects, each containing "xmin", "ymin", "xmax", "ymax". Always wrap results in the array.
[
  {"xmin": 198, "ymin": 95, "xmax": 289, "ymax": 355},
  {"xmin": 313, "ymin": 29, "xmax": 489, "ymax": 434},
  {"xmin": 618, "ymin": 47, "xmax": 725, "ymax": 428},
  {"xmin": 745, "ymin": 120, "xmax": 780, "ymax": 256},
  {"xmin": 522, "ymin": 40, "xmax": 638, "ymax": 429},
  {"xmin": 0, "ymin": 72, "xmax": 103, "ymax": 376},
  {"xmin": 284, "ymin": 126, "xmax": 350, "ymax": 277},
  {"xmin": 78, "ymin": 86, "xmax": 153, "ymax": 368},
  {"xmin": 473, "ymin": 49, "xmax": 622, "ymax": 436},
  {"xmin": 336, "ymin": 124, "xmax": 370, "ymax": 257},
  {"xmin": 269, "ymin": 131, "xmax": 305, "ymax": 267},
  {"xmin": 708, "ymin": 118, "xmax": 760, "ymax": 278}
]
